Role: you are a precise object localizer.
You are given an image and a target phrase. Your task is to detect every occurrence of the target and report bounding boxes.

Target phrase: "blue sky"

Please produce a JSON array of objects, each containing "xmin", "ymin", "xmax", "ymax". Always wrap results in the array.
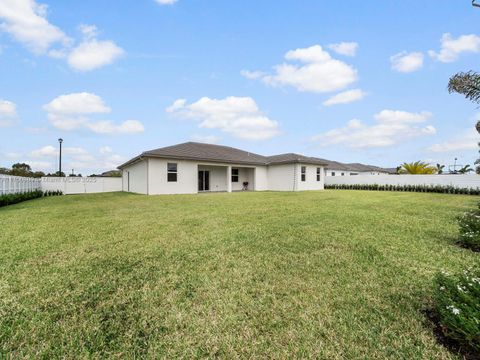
[{"xmin": 0, "ymin": 0, "xmax": 479, "ymax": 175}]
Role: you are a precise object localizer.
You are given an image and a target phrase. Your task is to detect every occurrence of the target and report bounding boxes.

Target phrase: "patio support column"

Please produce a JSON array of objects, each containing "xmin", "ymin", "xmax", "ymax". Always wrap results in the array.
[{"xmin": 227, "ymin": 166, "xmax": 232, "ymax": 192}]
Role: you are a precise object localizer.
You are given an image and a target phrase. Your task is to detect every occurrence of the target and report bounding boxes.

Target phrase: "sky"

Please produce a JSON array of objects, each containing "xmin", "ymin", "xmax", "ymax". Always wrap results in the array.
[{"xmin": 0, "ymin": 0, "xmax": 479, "ymax": 175}]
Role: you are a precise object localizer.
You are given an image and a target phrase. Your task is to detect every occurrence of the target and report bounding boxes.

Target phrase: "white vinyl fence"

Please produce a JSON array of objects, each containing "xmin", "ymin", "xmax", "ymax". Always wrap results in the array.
[
  {"xmin": 0, "ymin": 174, "xmax": 42, "ymax": 195},
  {"xmin": 0, "ymin": 175, "xmax": 122, "ymax": 196},
  {"xmin": 325, "ymin": 174, "xmax": 480, "ymax": 189},
  {"xmin": 41, "ymin": 177, "xmax": 122, "ymax": 195}
]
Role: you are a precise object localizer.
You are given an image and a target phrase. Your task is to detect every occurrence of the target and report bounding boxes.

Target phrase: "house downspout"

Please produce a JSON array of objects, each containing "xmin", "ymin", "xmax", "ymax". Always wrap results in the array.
[
  {"xmin": 293, "ymin": 163, "xmax": 297, "ymax": 191},
  {"xmin": 146, "ymin": 157, "xmax": 149, "ymax": 195}
]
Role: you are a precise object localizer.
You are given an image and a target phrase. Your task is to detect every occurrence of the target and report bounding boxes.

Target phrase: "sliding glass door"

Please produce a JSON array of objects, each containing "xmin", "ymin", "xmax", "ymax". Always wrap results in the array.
[{"xmin": 198, "ymin": 170, "xmax": 210, "ymax": 191}]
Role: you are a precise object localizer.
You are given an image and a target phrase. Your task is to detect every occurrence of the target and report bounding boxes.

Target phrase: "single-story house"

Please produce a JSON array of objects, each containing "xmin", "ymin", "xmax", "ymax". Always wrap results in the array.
[
  {"xmin": 318, "ymin": 160, "xmax": 395, "ymax": 176},
  {"xmin": 117, "ymin": 142, "xmax": 328, "ymax": 195}
]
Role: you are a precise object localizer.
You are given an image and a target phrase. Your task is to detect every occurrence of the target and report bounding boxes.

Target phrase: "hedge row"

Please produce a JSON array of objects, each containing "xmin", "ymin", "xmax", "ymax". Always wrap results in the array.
[
  {"xmin": 0, "ymin": 190, "xmax": 63, "ymax": 207},
  {"xmin": 325, "ymin": 183, "xmax": 480, "ymax": 195}
]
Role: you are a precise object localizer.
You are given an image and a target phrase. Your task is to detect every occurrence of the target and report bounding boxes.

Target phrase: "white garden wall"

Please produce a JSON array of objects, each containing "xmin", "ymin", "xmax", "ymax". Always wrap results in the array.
[
  {"xmin": 325, "ymin": 174, "xmax": 480, "ymax": 189},
  {"xmin": 41, "ymin": 177, "xmax": 122, "ymax": 194},
  {"xmin": 0, "ymin": 175, "xmax": 122, "ymax": 195}
]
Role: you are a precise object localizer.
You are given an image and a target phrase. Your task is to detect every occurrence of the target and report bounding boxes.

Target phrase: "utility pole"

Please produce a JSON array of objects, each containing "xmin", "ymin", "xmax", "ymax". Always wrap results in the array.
[{"xmin": 58, "ymin": 138, "xmax": 63, "ymax": 176}]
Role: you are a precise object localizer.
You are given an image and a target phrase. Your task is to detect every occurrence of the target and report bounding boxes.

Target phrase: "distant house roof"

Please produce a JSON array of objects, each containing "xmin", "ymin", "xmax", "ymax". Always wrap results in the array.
[
  {"xmin": 117, "ymin": 141, "xmax": 389, "ymax": 171},
  {"xmin": 344, "ymin": 163, "xmax": 395, "ymax": 173}
]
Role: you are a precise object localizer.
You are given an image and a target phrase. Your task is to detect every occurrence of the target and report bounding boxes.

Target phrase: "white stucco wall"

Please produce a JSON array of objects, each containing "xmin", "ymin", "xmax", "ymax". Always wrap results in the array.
[
  {"xmin": 296, "ymin": 164, "xmax": 324, "ymax": 191},
  {"xmin": 254, "ymin": 166, "xmax": 268, "ymax": 191},
  {"xmin": 148, "ymin": 158, "xmax": 197, "ymax": 195},
  {"xmin": 267, "ymin": 164, "xmax": 296, "ymax": 191},
  {"xmin": 144, "ymin": 158, "xmax": 265, "ymax": 194},
  {"xmin": 121, "ymin": 157, "xmax": 326, "ymax": 194},
  {"xmin": 123, "ymin": 160, "xmax": 148, "ymax": 194}
]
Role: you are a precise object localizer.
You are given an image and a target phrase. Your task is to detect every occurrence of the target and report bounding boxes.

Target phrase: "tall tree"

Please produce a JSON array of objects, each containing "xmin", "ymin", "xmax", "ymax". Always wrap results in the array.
[
  {"xmin": 10, "ymin": 163, "xmax": 32, "ymax": 177},
  {"xmin": 448, "ymin": 71, "xmax": 480, "ymax": 173}
]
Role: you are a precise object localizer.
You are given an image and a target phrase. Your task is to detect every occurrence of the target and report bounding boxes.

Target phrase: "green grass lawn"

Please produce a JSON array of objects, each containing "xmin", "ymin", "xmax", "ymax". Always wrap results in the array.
[{"xmin": 0, "ymin": 191, "xmax": 478, "ymax": 359}]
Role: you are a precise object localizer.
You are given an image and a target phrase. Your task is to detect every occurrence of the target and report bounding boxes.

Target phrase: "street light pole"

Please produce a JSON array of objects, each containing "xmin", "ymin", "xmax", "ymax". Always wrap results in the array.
[
  {"xmin": 473, "ymin": 0, "xmax": 480, "ymax": 7},
  {"xmin": 58, "ymin": 138, "xmax": 63, "ymax": 176}
]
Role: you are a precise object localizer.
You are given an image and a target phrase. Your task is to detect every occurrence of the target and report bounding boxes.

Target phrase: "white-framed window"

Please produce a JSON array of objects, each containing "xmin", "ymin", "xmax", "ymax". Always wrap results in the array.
[
  {"xmin": 331, "ymin": 172, "xmax": 336, "ymax": 176},
  {"xmin": 341, "ymin": 173, "xmax": 345, "ymax": 176},
  {"xmin": 232, "ymin": 168, "xmax": 239, "ymax": 182},
  {"xmin": 316, "ymin": 167, "xmax": 321, "ymax": 182},
  {"xmin": 167, "ymin": 163, "xmax": 177, "ymax": 182},
  {"xmin": 301, "ymin": 166, "xmax": 306, "ymax": 182}
]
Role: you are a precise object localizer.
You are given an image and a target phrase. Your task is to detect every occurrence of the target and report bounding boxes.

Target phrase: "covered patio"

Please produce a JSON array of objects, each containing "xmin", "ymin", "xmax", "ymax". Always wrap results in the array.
[{"xmin": 197, "ymin": 164, "xmax": 255, "ymax": 193}]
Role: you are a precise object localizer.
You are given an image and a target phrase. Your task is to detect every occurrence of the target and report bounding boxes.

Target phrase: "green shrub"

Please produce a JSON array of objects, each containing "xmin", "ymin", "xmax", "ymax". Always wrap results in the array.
[
  {"xmin": 0, "ymin": 189, "xmax": 63, "ymax": 208},
  {"xmin": 458, "ymin": 210, "xmax": 480, "ymax": 251},
  {"xmin": 324, "ymin": 184, "xmax": 479, "ymax": 195},
  {"xmin": 433, "ymin": 268, "xmax": 480, "ymax": 354}
]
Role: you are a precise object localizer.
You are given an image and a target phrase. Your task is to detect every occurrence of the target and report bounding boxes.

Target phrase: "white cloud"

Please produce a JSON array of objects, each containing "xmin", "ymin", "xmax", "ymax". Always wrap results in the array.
[
  {"xmin": 86, "ymin": 120, "xmax": 144, "ymax": 134},
  {"xmin": 166, "ymin": 96, "xmax": 280, "ymax": 140},
  {"xmin": 240, "ymin": 70, "xmax": 266, "ymax": 80},
  {"xmin": 327, "ymin": 42, "xmax": 358, "ymax": 57},
  {"xmin": 78, "ymin": 24, "xmax": 98, "ymax": 39},
  {"xmin": 0, "ymin": 3, "xmax": 123, "ymax": 71},
  {"xmin": 0, "ymin": 0, "xmax": 70, "ymax": 54},
  {"xmin": 44, "ymin": 92, "xmax": 144, "ymax": 134},
  {"xmin": 155, "ymin": 0, "xmax": 178, "ymax": 4},
  {"xmin": 0, "ymin": 99, "xmax": 18, "ymax": 127},
  {"xmin": 30, "ymin": 145, "xmax": 89, "ymax": 158},
  {"xmin": 312, "ymin": 110, "xmax": 435, "ymax": 148},
  {"xmin": 43, "ymin": 92, "xmax": 111, "ymax": 115},
  {"xmin": 68, "ymin": 39, "xmax": 124, "ymax": 71},
  {"xmin": 428, "ymin": 128, "xmax": 479, "ymax": 153},
  {"xmin": 28, "ymin": 145, "xmax": 126, "ymax": 173},
  {"xmin": 99, "ymin": 146, "xmax": 112, "ymax": 154},
  {"xmin": 323, "ymin": 89, "xmax": 366, "ymax": 106},
  {"xmin": 390, "ymin": 51, "xmax": 424, "ymax": 73},
  {"xmin": 429, "ymin": 33, "xmax": 480, "ymax": 63},
  {"xmin": 374, "ymin": 110, "xmax": 432, "ymax": 124},
  {"xmin": 27, "ymin": 161, "xmax": 53, "ymax": 171},
  {"xmin": 190, "ymin": 134, "xmax": 220, "ymax": 144},
  {"xmin": 30, "ymin": 145, "xmax": 57, "ymax": 157},
  {"xmin": 242, "ymin": 44, "xmax": 358, "ymax": 93}
]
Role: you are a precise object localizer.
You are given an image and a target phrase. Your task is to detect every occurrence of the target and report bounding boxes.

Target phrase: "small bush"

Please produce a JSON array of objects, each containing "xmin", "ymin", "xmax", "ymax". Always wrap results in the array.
[
  {"xmin": 0, "ymin": 189, "xmax": 63, "ymax": 208},
  {"xmin": 458, "ymin": 210, "xmax": 480, "ymax": 251},
  {"xmin": 325, "ymin": 183, "xmax": 479, "ymax": 195},
  {"xmin": 433, "ymin": 268, "xmax": 480, "ymax": 355}
]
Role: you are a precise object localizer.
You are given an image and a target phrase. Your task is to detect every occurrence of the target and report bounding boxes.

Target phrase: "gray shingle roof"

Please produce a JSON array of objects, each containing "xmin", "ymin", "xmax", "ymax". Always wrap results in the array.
[
  {"xmin": 117, "ymin": 141, "xmax": 389, "ymax": 171},
  {"xmin": 119, "ymin": 142, "xmax": 268, "ymax": 168},
  {"xmin": 266, "ymin": 153, "xmax": 328, "ymax": 166}
]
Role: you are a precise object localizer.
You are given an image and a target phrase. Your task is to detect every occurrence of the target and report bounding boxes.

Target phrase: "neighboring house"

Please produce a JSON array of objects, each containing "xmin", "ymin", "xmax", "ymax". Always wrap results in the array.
[
  {"xmin": 320, "ymin": 160, "xmax": 394, "ymax": 176},
  {"xmin": 118, "ymin": 142, "xmax": 327, "ymax": 195}
]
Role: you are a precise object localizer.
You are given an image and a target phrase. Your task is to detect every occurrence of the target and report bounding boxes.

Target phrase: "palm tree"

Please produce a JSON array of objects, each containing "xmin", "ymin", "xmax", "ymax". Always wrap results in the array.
[
  {"xmin": 458, "ymin": 165, "xmax": 474, "ymax": 174},
  {"xmin": 436, "ymin": 163, "xmax": 445, "ymax": 174},
  {"xmin": 448, "ymin": 71, "xmax": 480, "ymax": 173},
  {"xmin": 448, "ymin": 71, "xmax": 480, "ymax": 108},
  {"xmin": 398, "ymin": 161, "xmax": 437, "ymax": 175}
]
